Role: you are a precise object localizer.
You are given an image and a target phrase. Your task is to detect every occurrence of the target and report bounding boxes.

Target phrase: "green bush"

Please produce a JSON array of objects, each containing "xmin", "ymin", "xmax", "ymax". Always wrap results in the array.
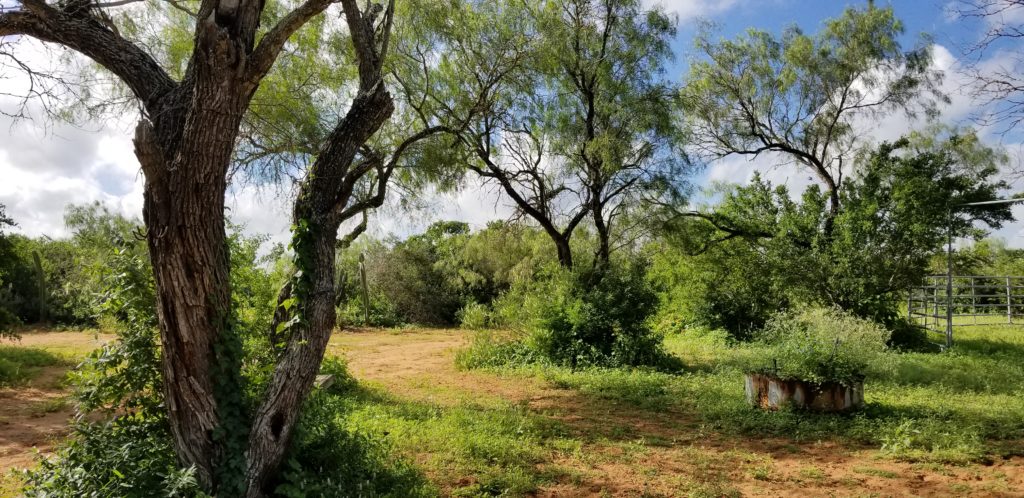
[
  {"xmin": 529, "ymin": 263, "xmax": 678, "ymax": 369},
  {"xmin": 454, "ymin": 330, "xmax": 541, "ymax": 369},
  {"xmin": 317, "ymin": 355, "xmax": 359, "ymax": 396},
  {"xmin": 749, "ymin": 307, "xmax": 890, "ymax": 386},
  {"xmin": 22, "ymin": 415, "xmax": 205, "ymax": 497},
  {"xmin": 0, "ymin": 305, "xmax": 21, "ymax": 337},
  {"xmin": 456, "ymin": 301, "xmax": 491, "ymax": 329},
  {"xmin": 462, "ymin": 261, "xmax": 681, "ymax": 371},
  {"xmin": 274, "ymin": 389, "xmax": 433, "ymax": 497},
  {"xmin": 886, "ymin": 318, "xmax": 937, "ymax": 352},
  {"xmin": 338, "ymin": 293, "xmax": 404, "ymax": 328}
]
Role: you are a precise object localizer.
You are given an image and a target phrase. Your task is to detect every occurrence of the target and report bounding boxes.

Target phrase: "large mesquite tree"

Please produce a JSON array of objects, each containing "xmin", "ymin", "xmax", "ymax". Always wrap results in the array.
[{"xmin": 0, "ymin": 0, "xmax": 434, "ymax": 495}]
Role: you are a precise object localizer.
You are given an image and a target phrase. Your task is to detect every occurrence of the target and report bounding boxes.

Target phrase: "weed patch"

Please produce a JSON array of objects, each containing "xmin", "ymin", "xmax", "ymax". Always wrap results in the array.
[{"xmin": 0, "ymin": 346, "xmax": 68, "ymax": 386}]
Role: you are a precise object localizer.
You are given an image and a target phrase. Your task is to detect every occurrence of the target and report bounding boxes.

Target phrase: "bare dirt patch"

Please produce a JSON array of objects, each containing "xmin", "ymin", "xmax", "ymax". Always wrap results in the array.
[
  {"xmin": 0, "ymin": 329, "xmax": 111, "ymax": 474},
  {"xmin": 0, "ymin": 367, "xmax": 73, "ymax": 471},
  {"xmin": 332, "ymin": 328, "xmax": 1024, "ymax": 497}
]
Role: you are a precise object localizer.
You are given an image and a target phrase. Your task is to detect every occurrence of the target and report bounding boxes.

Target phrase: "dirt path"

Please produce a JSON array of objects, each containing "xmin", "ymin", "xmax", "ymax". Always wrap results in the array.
[
  {"xmin": 333, "ymin": 328, "xmax": 1024, "ymax": 498},
  {"xmin": 0, "ymin": 330, "xmax": 111, "ymax": 474},
  {"xmin": 0, "ymin": 366, "xmax": 74, "ymax": 471}
]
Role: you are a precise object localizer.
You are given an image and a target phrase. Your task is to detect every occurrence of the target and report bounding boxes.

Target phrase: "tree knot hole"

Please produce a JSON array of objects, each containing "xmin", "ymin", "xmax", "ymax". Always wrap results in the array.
[{"xmin": 270, "ymin": 412, "xmax": 285, "ymax": 440}]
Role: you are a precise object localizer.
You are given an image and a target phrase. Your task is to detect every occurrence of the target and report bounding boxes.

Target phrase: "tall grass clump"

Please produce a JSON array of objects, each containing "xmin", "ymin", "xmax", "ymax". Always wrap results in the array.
[{"xmin": 0, "ymin": 346, "xmax": 67, "ymax": 386}]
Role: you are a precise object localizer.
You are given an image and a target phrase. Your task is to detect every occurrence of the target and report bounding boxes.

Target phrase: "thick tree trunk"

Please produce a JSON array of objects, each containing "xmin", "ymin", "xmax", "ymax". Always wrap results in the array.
[
  {"xmin": 142, "ymin": 174, "xmax": 230, "ymax": 489},
  {"xmin": 593, "ymin": 203, "xmax": 610, "ymax": 268},
  {"xmin": 135, "ymin": 60, "xmax": 249, "ymax": 490},
  {"xmin": 555, "ymin": 237, "xmax": 574, "ymax": 269},
  {"xmin": 139, "ymin": 143, "xmax": 234, "ymax": 489}
]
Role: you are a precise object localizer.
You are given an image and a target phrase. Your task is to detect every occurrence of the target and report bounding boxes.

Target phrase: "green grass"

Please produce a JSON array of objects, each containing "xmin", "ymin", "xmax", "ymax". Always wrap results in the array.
[
  {"xmin": 340, "ymin": 383, "xmax": 577, "ymax": 496},
  {"xmin": 0, "ymin": 346, "xmax": 69, "ymax": 386},
  {"xmin": 661, "ymin": 325, "xmax": 1024, "ymax": 464},
  {"xmin": 853, "ymin": 466, "xmax": 899, "ymax": 478},
  {"xmin": 462, "ymin": 324, "xmax": 1024, "ymax": 465}
]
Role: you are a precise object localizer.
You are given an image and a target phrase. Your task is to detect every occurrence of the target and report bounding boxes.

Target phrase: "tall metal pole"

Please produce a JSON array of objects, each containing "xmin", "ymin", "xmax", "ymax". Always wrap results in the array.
[
  {"xmin": 1007, "ymin": 276, "xmax": 1013, "ymax": 325},
  {"xmin": 946, "ymin": 209, "xmax": 954, "ymax": 349},
  {"xmin": 938, "ymin": 198, "xmax": 1022, "ymax": 349}
]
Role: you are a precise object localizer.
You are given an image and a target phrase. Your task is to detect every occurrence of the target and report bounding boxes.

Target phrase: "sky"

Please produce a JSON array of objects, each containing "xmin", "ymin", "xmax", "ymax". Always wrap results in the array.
[{"xmin": 2, "ymin": 0, "xmax": 1024, "ymax": 247}]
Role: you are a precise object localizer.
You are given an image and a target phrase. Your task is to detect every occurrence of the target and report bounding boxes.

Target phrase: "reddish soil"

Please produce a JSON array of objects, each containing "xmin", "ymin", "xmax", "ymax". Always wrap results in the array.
[{"xmin": 0, "ymin": 330, "xmax": 111, "ymax": 475}]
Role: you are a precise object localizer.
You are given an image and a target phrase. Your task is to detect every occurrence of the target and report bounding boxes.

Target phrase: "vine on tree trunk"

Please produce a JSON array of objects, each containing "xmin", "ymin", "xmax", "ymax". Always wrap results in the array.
[{"xmin": 211, "ymin": 295, "xmax": 249, "ymax": 497}]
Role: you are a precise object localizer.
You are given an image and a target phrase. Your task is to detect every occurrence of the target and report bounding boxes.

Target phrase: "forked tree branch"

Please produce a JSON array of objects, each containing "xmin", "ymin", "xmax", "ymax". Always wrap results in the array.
[{"xmin": 246, "ymin": 0, "xmax": 337, "ymax": 83}]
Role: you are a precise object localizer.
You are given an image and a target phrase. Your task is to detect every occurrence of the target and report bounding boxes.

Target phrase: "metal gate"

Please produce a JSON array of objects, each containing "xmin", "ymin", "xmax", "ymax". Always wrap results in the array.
[{"xmin": 908, "ymin": 275, "xmax": 1024, "ymax": 347}]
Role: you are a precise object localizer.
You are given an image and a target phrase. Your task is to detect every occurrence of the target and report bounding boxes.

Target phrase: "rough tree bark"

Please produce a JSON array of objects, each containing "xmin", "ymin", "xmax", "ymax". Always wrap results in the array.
[{"xmin": 1, "ymin": 0, "xmax": 402, "ymax": 495}]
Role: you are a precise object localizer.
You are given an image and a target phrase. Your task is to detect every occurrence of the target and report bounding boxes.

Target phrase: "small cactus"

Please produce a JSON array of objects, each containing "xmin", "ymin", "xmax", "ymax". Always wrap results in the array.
[
  {"xmin": 358, "ymin": 252, "xmax": 369, "ymax": 325},
  {"xmin": 32, "ymin": 250, "xmax": 46, "ymax": 323}
]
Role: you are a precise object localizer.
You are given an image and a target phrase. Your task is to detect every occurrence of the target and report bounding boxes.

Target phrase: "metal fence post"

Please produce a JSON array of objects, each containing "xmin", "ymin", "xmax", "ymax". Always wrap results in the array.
[
  {"xmin": 945, "ymin": 226, "xmax": 954, "ymax": 349},
  {"xmin": 907, "ymin": 290, "xmax": 912, "ymax": 325},
  {"xmin": 1007, "ymin": 276, "xmax": 1013, "ymax": 325}
]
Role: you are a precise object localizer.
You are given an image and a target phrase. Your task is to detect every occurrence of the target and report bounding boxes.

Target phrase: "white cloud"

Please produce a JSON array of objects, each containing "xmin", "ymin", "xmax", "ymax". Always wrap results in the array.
[
  {"xmin": 371, "ymin": 176, "xmax": 514, "ymax": 239},
  {"xmin": 645, "ymin": 0, "xmax": 741, "ymax": 21},
  {"xmin": 226, "ymin": 184, "xmax": 293, "ymax": 247}
]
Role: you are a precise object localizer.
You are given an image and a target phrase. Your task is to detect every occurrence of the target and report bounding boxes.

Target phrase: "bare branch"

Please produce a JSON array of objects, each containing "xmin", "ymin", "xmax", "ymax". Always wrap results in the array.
[{"xmin": 0, "ymin": 0, "xmax": 176, "ymax": 111}]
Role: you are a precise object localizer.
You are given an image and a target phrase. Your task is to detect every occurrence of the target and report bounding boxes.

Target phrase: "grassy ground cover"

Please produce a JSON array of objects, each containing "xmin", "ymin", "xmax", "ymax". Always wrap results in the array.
[
  {"xmin": 2, "ymin": 326, "xmax": 1023, "ymax": 496},
  {"xmin": 329, "ymin": 327, "xmax": 1024, "ymax": 496},
  {"xmin": 485, "ymin": 324, "xmax": 1024, "ymax": 465}
]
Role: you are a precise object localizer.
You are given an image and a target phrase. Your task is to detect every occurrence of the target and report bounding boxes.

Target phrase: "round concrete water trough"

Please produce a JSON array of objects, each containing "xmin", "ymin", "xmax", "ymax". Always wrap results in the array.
[{"xmin": 744, "ymin": 373, "xmax": 863, "ymax": 412}]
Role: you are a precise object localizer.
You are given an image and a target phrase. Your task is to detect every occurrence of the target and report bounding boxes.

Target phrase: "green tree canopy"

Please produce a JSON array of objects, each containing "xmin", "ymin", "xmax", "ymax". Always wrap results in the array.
[{"xmin": 680, "ymin": 3, "xmax": 945, "ymax": 227}]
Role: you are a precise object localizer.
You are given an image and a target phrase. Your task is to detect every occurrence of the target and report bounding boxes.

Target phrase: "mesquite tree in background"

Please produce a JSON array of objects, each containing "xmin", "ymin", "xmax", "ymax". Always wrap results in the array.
[
  {"xmin": 680, "ymin": 3, "xmax": 945, "ymax": 234},
  {"xmin": 0, "ymin": 0, "xmax": 448, "ymax": 495},
  {"xmin": 406, "ymin": 0, "xmax": 688, "ymax": 269}
]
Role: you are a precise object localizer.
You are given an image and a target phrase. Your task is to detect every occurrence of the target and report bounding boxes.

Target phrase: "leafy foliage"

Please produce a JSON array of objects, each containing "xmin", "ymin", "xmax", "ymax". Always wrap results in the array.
[
  {"xmin": 337, "ymin": 221, "xmax": 556, "ymax": 327},
  {"xmin": 0, "ymin": 203, "xmax": 146, "ymax": 328},
  {"xmin": 22, "ymin": 415, "xmax": 205, "ymax": 498},
  {"xmin": 460, "ymin": 259, "xmax": 680, "ymax": 371},
  {"xmin": 530, "ymin": 263, "xmax": 673, "ymax": 368},
  {"xmin": 657, "ymin": 133, "xmax": 1012, "ymax": 335},
  {"xmin": 71, "ymin": 238, "xmax": 161, "ymax": 416},
  {"xmin": 273, "ymin": 376, "xmax": 432, "ymax": 497},
  {"xmin": 749, "ymin": 308, "xmax": 891, "ymax": 386}
]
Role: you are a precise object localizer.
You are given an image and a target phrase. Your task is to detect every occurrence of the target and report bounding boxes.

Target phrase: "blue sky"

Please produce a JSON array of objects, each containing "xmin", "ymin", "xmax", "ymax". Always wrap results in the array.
[{"xmin": 2, "ymin": 0, "xmax": 1023, "ymax": 246}]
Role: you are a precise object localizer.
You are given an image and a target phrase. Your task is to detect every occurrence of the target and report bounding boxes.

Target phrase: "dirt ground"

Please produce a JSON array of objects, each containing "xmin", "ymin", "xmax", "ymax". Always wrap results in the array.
[
  {"xmin": 0, "ymin": 328, "xmax": 1021, "ymax": 496},
  {"xmin": 332, "ymin": 328, "xmax": 1024, "ymax": 498},
  {"xmin": 0, "ymin": 330, "xmax": 111, "ymax": 474}
]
